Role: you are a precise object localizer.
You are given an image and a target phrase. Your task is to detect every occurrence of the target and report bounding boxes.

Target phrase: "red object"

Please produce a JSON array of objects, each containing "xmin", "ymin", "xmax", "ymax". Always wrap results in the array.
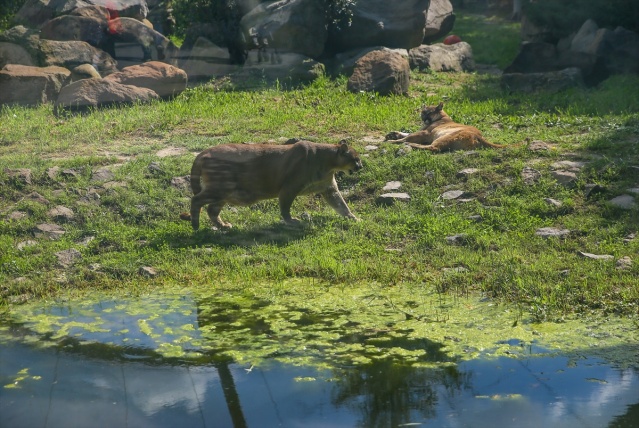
[{"xmin": 443, "ymin": 35, "xmax": 462, "ymax": 45}]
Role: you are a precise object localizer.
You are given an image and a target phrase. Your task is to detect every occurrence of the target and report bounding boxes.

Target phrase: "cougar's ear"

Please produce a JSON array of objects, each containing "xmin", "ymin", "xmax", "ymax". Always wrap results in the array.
[
  {"xmin": 338, "ymin": 140, "xmax": 349, "ymax": 153},
  {"xmin": 436, "ymin": 102, "xmax": 444, "ymax": 111}
]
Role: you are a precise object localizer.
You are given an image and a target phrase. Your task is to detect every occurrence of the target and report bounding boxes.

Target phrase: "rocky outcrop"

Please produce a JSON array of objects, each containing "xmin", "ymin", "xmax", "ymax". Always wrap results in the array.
[
  {"xmin": 54, "ymin": 78, "xmax": 159, "ymax": 112},
  {"xmin": 327, "ymin": 0, "xmax": 430, "ymax": 54},
  {"xmin": 227, "ymin": 52, "xmax": 325, "ymax": 90},
  {"xmin": 104, "ymin": 61, "xmax": 187, "ymax": 98},
  {"xmin": 423, "ymin": 0, "xmax": 455, "ymax": 44},
  {"xmin": 0, "ymin": 64, "xmax": 71, "ymax": 106},
  {"xmin": 409, "ymin": 41, "xmax": 474, "ymax": 72},
  {"xmin": 501, "ymin": 67, "xmax": 584, "ymax": 94},
  {"xmin": 347, "ymin": 49, "xmax": 410, "ymax": 96},
  {"xmin": 14, "ymin": 0, "xmax": 148, "ymax": 28},
  {"xmin": 240, "ymin": 0, "xmax": 327, "ymax": 59}
]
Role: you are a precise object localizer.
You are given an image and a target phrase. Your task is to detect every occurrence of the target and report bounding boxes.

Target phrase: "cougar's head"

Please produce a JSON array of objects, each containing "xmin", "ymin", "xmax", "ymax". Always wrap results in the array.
[
  {"xmin": 420, "ymin": 102, "xmax": 445, "ymax": 125},
  {"xmin": 337, "ymin": 140, "xmax": 363, "ymax": 174}
]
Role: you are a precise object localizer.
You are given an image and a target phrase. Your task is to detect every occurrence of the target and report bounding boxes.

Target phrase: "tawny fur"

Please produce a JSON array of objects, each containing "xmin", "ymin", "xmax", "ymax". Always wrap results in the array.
[
  {"xmin": 385, "ymin": 102, "xmax": 508, "ymax": 152},
  {"xmin": 179, "ymin": 140, "xmax": 363, "ymax": 230}
]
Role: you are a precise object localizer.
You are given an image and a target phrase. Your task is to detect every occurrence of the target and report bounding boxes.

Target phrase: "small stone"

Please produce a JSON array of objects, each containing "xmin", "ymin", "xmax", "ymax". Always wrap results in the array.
[
  {"xmin": 468, "ymin": 215, "xmax": 483, "ymax": 222},
  {"xmin": 77, "ymin": 236, "xmax": 95, "ymax": 246},
  {"xmin": 521, "ymin": 166, "xmax": 541, "ymax": 185},
  {"xmin": 47, "ymin": 205, "xmax": 74, "ymax": 221},
  {"xmin": 382, "ymin": 181, "xmax": 402, "ymax": 191},
  {"xmin": 584, "ymin": 183, "xmax": 606, "ymax": 198},
  {"xmin": 102, "ymin": 181, "xmax": 127, "ymax": 189},
  {"xmin": 623, "ymin": 233, "xmax": 636, "ymax": 244},
  {"xmin": 171, "ymin": 176, "xmax": 191, "ymax": 191},
  {"xmin": 446, "ymin": 234, "xmax": 469, "ymax": 245},
  {"xmin": 6, "ymin": 211, "xmax": 27, "ymax": 221},
  {"xmin": 61, "ymin": 168, "xmax": 83, "ymax": 178},
  {"xmin": 34, "ymin": 223, "xmax": 65, "ymax": 239},
  {"xmin": 5, "ymin": 168, "xmax": 32, "ymax": 185},
  {"xmin": 25, "ymin": 192, "xmax": 50, "ymax": 205},
  {"xmin": 139, "ymin": 266, "xmax": 158, "ymax": 277},
  {"xmin": 456, "ymin": 168, "xmax": 480, "ymax": 178},
  {"xmin": 55, "ymin": 248, "xmax": 82, "ymax": 268},
  {"xmin": 17, "ymin": 240, "xmax": 37, "ymax": 250},
  {"xmin": 551, "ymin": 170, "xmax": 577, "ymax": 185},
  {"xmin": 577, "ymin": 251, "xmax": 614, "ymax": 261},
  {"xmin": 396, "ymin": 146, "xmax": 413, "ymax": 156},
  {"xmin": 46, "ymin": 166, "xmax": 61, "ymax": 180},
  {"xmin": 544, "ymin": 198, "xmax": 563, "ymax": 207},
  {"xmin": 156, "ymin": 147, "xmax": 186, "ymax": 157},
  {"xmin": 442, "ymin": 266, "xmax": 469, "ymax": 273},
  {"xmin": 609, "ymin": 195, "xmax": 636, "ymax": 209},
  {"xmin": 527, "ymin": 140, "xmax": 553, "ymax": 151},
  {"xmin": 616, "ymin": 256, "xmax": 632, "ymax": 270},
  {"xmin": 551, "ymin": 160, "xmax": 585, "ymax": 171},
  {"xmin": 364, "ymin": 145, "xmax": 379, "ymax": 151},
  {"xmin": 441, "ymin": 190, "xmax": 465, "ymax": 200},
  {"xmin": 148, "ymin": 162, "xmax": 163, "ymax": 174},
  {"xmin": 91, "ymin": 167, "xmax": 115, "ymax": 182},
  {"xmin": 376, "ymin": 192, "xmax": 411, "ymax": 205},
  {"xmin": 536, "ymin": 227, "xmax": 570, "ymax": 238}
]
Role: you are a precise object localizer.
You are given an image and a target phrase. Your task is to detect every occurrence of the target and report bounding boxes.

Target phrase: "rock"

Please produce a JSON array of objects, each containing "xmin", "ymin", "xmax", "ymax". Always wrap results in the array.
[
  {"xmin": 104, "ymin": 61, "xmax": 188, "ymax": 98},
  {"xmin": 61, "ymin": 167, "xmax": 83, "ymax": 178},
  {"xmin": 46, "ymin": 166, "xmax": 60, "ymax": 180},
  {"xmin": 382, "ymin": 181, "xmax": 402, "ymax": 191},
  {"xmin": 628, "ymin": 187, "xmax": 639, "ymax": 195},
  {"xmin": 55, "ymin": 248, "xmax": 82, "ymax": 268},
  {"xmin": 501, "ymin": 67, "xmax": 584, "ymax": 93},
  {"xmin": 376, "ymin": 192, "xmax": 411, "ymax": 205},
  {"xmin": 409, "ymin": 42, "xmax": 475, "ymax": 72},
  {"xmin": 39, "ymin": 39, "xmax": 118, "ymax": 76},
  {"xmin": 26, "ymin": 192, "xmax": 50, "ymax": 204},
  {"xmin": 35, "ymin": 223, "xmax": 65, "ymax": 239},
  {"xmin": 17, "ymin": 240, "xmax": 37, "ymax": 250},
  {"xmin": 0, "ymin": 41, "xmax": 35, "ymax": 68},
  {"xmin": 47, "ymin": 205, "xmax": 75, "ymax": 221},
  {"xmin": 0, "ymin": 65, "xmax": 71, "ymax": 107},
  {"xmin": 577, "ymin": 251, "xmax": 614, "ymax": 261},
  {"xmin": 527, "ymin": 140, "xmax": 553, "ymax": 151},
  {"xmin": 139, "ymin": 266, "xmax": 158, "ymax": 277},
  {"xmin": 240, "ymin": 0, "xmax": 327, "ymax": 59},
  {"xmin": 456, "ymin": 168, "xmax": 480, "ymax": 178},
  {"xmin": 7, "ymin": 211, "xmax": 27, "ymax": 221},
  {"xmin": 423, "ymin": 0, "xmax": 455, "ymax": 44},
  {"xmin": 616, "ymin": 256, "xmax": 632, "ymax": 270},
  {"xmin": 15, "ymin": 0, "xmax": 148, "ymax": 28},
  {"xmin": 364, "ymin": 145, "xmax": 379, "ymax": 151},
  {"xmin": 170, "ymin": 175, "xmax": 190, "ymax": 191},
  {"xmin": 608, "ymin": 195, "xmax": 636, "ymax": 209},
  {"xmin": 535, "ymin": 227, "xmax": 570, "ymax": 238},
  {"xmin": 328, "ymin": 0, "xmax": 430, "ymax": 53},
  {"xmin": 623, "ymin": 233, "xmax": 636, "ymax": 244},
  {"xmin": 441, "ymin": 190, "xmax": 465, "ymax": 200},
  {"xmin": 39, "ymin": 14, "xmax": 109, "ymax": 52},
  {"xmin": 106, "ymin": 17, "xmax": 177, "ymax": 65},
  {"xmin": 91, "ymin": 167, "xmax": 116, "ymax": 182},
  {"xmin": 5, "ymin": 168, "xmax": 32, "ymax": 185},
  {"xmin": 551, "ymin": 160, "xmax": 585, "ymax": 171},
  {"xmin": 330, "ymin": 46, "xmax": 409, "ymax": 77},
  {"xmin": 446, "ymin": 234, "xmax": 468, "ymax": 245},
  {"xmin": 54, "ymin": 78, "xmax": 159, "ymax": 113},
  {"xmin": 584, "ymin": 183, "xmax": 606, "ymax": 198},
  {"xmin": 468, "ymin": 215, "xmax": 483, "ymax": 222},
  {"xmin": 550, "ymin": 170, "xmax": 577, "ymax": 185},
  {"xmin": 71, "ymin": 64, "xmax": 101, "ymax": 81},
  {"xmin": 544, "ymin": 198, "xmax": 563, "ymax": 208},
  {"xmin": 347, "ymin": 49, "xmax": 410, "ymax": 96}
]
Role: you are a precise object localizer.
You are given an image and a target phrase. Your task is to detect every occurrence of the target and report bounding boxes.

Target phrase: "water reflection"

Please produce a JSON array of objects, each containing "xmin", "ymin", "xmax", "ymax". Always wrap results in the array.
[{"xmin": 1, "ymin": 293, "xmax": 638, "ymax": 428}]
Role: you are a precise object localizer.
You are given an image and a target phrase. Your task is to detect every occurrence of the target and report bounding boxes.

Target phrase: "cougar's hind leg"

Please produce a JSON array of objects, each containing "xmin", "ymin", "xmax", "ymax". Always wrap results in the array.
[
  {"xmin": 206, "ymin": 202, "xmax": 232, "ymax": 229},
  {"xmin": 190, "ymin": 192, "xmax": 219, "ymax": 231}
]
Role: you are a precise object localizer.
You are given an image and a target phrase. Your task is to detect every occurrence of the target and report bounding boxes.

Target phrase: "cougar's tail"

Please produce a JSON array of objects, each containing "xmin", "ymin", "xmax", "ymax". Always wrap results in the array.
[
  {"xmin": 476, "ymin": 135, "xmax": 507, "ymax": 149},
  {"xmin": 179, "ymin": 154, "xmax": 204, "ymax": 222}
]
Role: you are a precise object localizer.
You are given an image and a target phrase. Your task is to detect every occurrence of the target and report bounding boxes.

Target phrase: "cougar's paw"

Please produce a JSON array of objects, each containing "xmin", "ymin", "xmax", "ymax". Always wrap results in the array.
[
  {"xmin": 385, "ymin": 131, "xmax": 408, "ymax": 141},
  {"xmin": 179, "ymin": 212, "xmax": 192, "ymax": 221}
]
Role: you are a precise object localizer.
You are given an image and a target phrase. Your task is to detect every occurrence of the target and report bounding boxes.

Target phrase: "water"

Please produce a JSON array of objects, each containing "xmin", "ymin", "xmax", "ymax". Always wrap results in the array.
[{"xmin": 1, "ymin": 292, "xmax": 638, "ymax": 428}]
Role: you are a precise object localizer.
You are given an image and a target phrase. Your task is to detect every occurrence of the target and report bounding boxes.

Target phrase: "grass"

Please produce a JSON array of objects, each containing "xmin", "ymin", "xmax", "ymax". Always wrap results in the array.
[{"xmin": 0, "ymin": 12, "xmax": 638, "ymax": 321}]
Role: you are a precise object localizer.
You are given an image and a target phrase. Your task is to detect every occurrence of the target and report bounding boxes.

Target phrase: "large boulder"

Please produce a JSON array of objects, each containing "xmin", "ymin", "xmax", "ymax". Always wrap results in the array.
[
  {"xmin": 239, "ymin": 0, "xmax": 327, "ymax": 59},
  {"xmin": 104, "ymin": 61, "xmax": 187, "ymax": 98},
  {"xmin": 501, "ymin": 67, "xmax": 584, "ymax": 93},
  {"xmin": 328, "ymin": 0, "xmax": 430, "ymax": 54},
  {"xmin": 39, "ymin": 14, "xmax": 109, "ymax": 52},
  {"xmin": 409, "ymin": 42, "xmax": 474, "ymax": 72},
  {"xmin": 0, "ymin": 42, "xmax": 36, "ymax": 68},
  {"xmin": 0, "ymin": 64, "xmax": 71, "ymax": 106},
  {"xmin": 347, "ymin": 49, "xmax": 410, "ymax": 96},
  {"xmin": 15, "ymin": 0, "xmax": 148, "ymax": 28},
  {"xmin": 423, "ymin": 0, "xmax": 455, "ymax": 44},
  {"xmin": 54, "ymin": 78, "xmax": 158, "ymax": 112},
  {"xmin": 40, "ymin": 39, "xmax": 119, "ymax": 75},
  {"xmin": 329, "ymin": 46, "xmax": 409, "ymax": 77},
  {"xmin": 105, "ymin": 17, "xmax": 177, "ymax": 63}
]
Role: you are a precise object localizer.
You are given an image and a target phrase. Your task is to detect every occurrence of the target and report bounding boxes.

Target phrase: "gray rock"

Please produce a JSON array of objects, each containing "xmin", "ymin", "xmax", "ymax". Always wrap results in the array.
[
  {"xmin": 5, "ymin": 167, "xmax": 32, "ymax": 184},
  {"xmin": 35, "ymin": 223, "xmax": 65, "ymax": 239},
  {"xmin": 423, "ymin": 0, "xmax": 455, "ymax": 44},
  {"xmin": 54, "ymin": 78, "xmax": 159, "ymax": 113},
  {"xmin": 550, "ymin": 170, "xmax": 578, "ymax": 185},
  {"xmin": 441, "ymin": 190, "xmax": 465, "ymax": 200},
  {"xmin": 0, "ymin": 41, "xmax": 35, "ymax": 68},
  {"xmin": 104, "ymin": 61, "xmax": 188, "ymax": 99},
  {"xmin": 376, "ymin": 192, "xmax": 411, "ymax": 205},
  {"xmin": 544, "ymin": 198, "xmax": 563, "ymax": 208},
  {"xmin": 536, "ymin": 227, "xmax": 570, "ymax": 238},
  {"xmin": 521, "ymin": 167, "xmax": 541, "ymax": 185},
  {"xmin": 409, "ymin": 42, "xmax": 475, "ymax": 72},
  {"xmin": 551, "ymin": 160, "xmax": 585, "ymax": 171},
  {"xmin": 139, "ymin": 266, "xmax": 158, "ymax": 277},
  {"xmin": 17, "ymin": 240, "xmax": 37, "ymax": 250},
  {"xmin": 47, "ymin": 205, "xmax": 75, "ymax": 221},
  {"xmin": 456, "ymin": 168, "xmax": 480, "ymax": 178},
  {"xmin": 446, "ymin": 234, "xmax": 468, "ymax": 245},
  {"xmin": 26, "ymin": 192, "xmax": 50, "ymax": 205},
  {"xmin": 171, "ymin": 175, "xmax": 191, "ymax": 191},
  {"xmin": 608, "ymin": 195, "xmax": 636, "ymax": 209},
  {"xmin": 382, "ymin": 181, "xmax": 402, "ymax": 191},
  {"xmin": 616, "ymin": 256, "xmax": 632, "ymax": 270},
  {"xmin": 15, "ymin": 0, "xmax": 148, "ymax": 27},
  {"xmin": 364, "ymin": 145, "xmax": 379, "ymax": 151},
  {"xmin": 7, "ymin": 211, "xmax": 28, "ymax": 221},
  {"xmin": 55, "ymin": 248, "xmax": 82, "ymax": 268},
  {"xmin": 91, "ymin": 167, "xmax": 116, "ymax": 182}
]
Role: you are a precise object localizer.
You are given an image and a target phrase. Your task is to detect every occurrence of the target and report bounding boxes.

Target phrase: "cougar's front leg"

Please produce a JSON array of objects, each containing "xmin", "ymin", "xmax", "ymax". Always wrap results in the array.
[{"xmin": 321, "ymin": 178, "xmax": 359, "ymax": 221}]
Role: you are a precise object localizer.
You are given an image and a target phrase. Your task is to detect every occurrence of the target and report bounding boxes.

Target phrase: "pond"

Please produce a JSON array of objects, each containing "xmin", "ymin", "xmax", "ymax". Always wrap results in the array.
[{"xmin": 1, "ymin": 284, "xmax": 638, "ymax": 428}]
